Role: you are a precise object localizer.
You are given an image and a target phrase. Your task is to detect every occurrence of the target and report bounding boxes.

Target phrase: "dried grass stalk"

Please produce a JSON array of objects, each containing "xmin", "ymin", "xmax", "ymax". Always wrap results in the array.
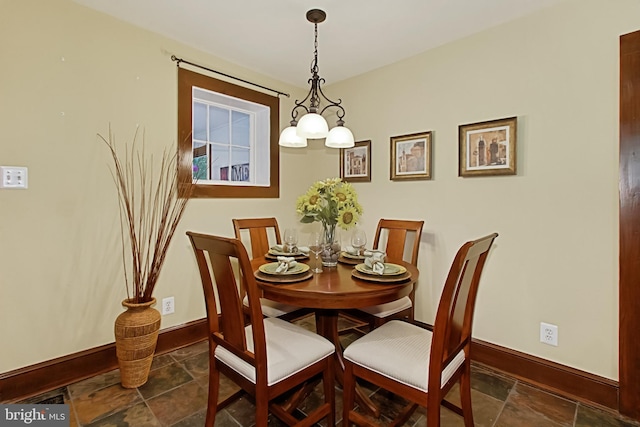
[{"xmin": 99, "ymin": 127, "xmax": 194, "ymax": 303}]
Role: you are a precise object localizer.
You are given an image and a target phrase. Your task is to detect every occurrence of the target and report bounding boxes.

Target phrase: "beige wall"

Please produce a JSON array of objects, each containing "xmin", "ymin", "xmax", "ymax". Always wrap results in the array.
[
  {"xmin": 0, "ymin": 0, "xmax": 319, "ymax": 373},
  {"xmin": 0, "ymin": 0, "xmax": 636, "ymax": 382},
  {"xmin": 327, "ymin": 0, "xmax": 640, "ymax": 380}
]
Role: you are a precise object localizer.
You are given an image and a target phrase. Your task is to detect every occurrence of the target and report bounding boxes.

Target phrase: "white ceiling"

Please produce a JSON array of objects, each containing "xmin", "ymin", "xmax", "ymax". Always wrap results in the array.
[{"xmin": 73, "ymin": 0, "xmax": 566, "ymax": 89}]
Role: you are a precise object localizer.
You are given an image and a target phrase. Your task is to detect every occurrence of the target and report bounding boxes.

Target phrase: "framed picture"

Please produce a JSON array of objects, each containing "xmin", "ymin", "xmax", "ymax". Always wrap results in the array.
[
  {"xmin": 390, "ymin": 131, "xmax": 432, "ymax": 181},
  {"xmin": 340, "ymin": 140, "xmax": 371, "ymax": 182},
  {"xmin": 459, "ymin": 116, "xmax": 517, "ymax": 177}
]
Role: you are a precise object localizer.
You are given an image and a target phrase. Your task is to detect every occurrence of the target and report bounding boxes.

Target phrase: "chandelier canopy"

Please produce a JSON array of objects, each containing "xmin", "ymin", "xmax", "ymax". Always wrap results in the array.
[{"xmin": 279, "ymin": 9, "xmax": 354, "ymax": 149}]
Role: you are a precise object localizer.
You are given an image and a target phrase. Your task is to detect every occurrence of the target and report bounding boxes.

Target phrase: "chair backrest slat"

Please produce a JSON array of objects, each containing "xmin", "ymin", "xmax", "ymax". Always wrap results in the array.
[
  {"xmin": 373, "ymin": 219, "xmax": 424, "ymax": 266},
  {"xmin": 233, "ymin": 217, "xmax": 281, "ymax": 260},
  {"xmin": 429, "ymin": 233, "xmax": 498, "ymax": 384},
  {"xmin": 209, "ymin": 251, "xmax": 246, "ymax": 349}
]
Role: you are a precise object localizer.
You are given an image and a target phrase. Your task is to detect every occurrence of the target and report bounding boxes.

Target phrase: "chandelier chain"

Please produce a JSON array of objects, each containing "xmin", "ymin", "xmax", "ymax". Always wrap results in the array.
[
  {"xmin": 313, "ymin": 23, "xmax": 319, "ymax": 74},
  {"xmin": 307, "ymin": 22, "xmax": 321, "ymax": 111}
]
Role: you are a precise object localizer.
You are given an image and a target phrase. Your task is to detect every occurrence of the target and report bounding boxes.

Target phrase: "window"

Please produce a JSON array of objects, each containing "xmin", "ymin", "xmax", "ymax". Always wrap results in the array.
[{"xmin": 178, "ymin": 68, "xmax": 280, "ymax": 198}]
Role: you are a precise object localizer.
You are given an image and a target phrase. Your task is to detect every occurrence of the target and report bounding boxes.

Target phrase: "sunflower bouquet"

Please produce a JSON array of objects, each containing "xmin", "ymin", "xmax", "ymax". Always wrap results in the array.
[{"xmin": 296, "ymin": 178, "xmax": 363, "ymax": 264}]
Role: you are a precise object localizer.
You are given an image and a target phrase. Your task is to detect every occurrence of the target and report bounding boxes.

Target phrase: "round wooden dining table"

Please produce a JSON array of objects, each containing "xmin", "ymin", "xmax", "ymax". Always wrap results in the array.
[{"xmin": 251, "ymin": 256, "xmax": 419, "ymax": 417}]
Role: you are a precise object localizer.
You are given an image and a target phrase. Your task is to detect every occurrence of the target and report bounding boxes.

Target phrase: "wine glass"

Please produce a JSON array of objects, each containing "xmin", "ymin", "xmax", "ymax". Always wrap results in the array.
[
  {"xmin": 351, "ymin": 229, "xmax": 367, "ymax": 257},
  {"xmin": 283, "ymin": 228, "xmax": 298, "ymax": 254},
  {"xmin": 309, "ymin": 232, "xmax": 324, "ymax": 273}
]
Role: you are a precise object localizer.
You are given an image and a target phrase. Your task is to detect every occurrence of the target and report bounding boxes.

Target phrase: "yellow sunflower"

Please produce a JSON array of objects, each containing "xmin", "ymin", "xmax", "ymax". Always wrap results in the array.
[
  {"xmin": 333, "ymin": 188, "xmax": 348, "ymax": 205},
  {"xmin": 337, "ymin": 206, "xmax": 359, "ymax": 229},
  {"xmin": 335, "ymin": 183, "xmax": 357, "ymax": 206},
  {"xmin": 295, "ymin": 195, "xmax": 307, "ymax": 215},
  {"xmin": 311, "ymin": 180, "xmax": 327, "ymax": 193},
  {"xmin": 324, "ymin": 177, "xmax": 342, "ymax": 187},
  {"xmin": 302, "ymin": 188, "xmax": 322, "ymax": 212}
]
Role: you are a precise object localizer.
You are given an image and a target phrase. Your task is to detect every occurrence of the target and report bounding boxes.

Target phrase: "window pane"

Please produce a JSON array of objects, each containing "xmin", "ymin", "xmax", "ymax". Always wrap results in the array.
[
  {"xmin": 231, "ymin": 147, "xmax": 250, "ymax": 182},
  {"xmin": 209, "ymin": 106, "xmax": 229, "ymax": 144},
  {"xmin": 193, "ymin": 102, "xmax": 207, "ymax": 140},
  {"xmin": 211, "ymin": 144, "xmax": 230, "ymax": 181},
  {"xmin": 193, "ymin": 155, "xmax": 208, "ymax": 180},
  {"xmin": 232, "ymin": 111, "xmax": 250, "ymax": 147},
  {"xmin": 193, "ymin": 142, "xmax": 208, "ymax": 180}
]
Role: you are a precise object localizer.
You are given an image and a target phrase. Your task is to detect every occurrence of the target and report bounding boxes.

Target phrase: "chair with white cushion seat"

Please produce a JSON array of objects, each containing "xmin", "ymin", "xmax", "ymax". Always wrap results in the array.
[
  {"xmin": 187, "ymin": 231, "xmax": 335, "ymax": 427},
  {"xmin": 233, "ymin": 217, "xmax": 311, "ymax": 321},
  {"xmin": 345, "ymin": 219, "xmax": 424, "ymax": 329},
  {"xmin": 342, "ymin": 233, "xmax": 498, "ymax": 427}
]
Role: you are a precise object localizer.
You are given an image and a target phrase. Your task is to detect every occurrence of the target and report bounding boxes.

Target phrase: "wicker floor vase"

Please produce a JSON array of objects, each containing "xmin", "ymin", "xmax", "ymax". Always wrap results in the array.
[{"xmin": 114, "ymin": 298, "xmax": 161, "ymax": 388}]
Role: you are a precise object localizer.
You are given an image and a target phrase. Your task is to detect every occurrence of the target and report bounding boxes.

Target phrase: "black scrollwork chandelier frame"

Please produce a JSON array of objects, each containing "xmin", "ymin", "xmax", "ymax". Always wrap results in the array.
[{"xmin": 279, "ymin": 9, "xmax": 354, "ymax": 148}]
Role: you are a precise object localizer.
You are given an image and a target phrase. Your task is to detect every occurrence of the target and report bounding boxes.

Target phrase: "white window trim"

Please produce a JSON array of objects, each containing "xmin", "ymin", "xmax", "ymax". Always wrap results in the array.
[{"xmin": 192, "ymin": 87, "xmax": 270, "ymax": 187}]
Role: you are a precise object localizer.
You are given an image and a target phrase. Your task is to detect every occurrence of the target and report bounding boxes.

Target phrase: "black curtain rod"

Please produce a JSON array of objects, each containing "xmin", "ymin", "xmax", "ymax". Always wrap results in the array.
[{"xmin": 171, "ymin": 55, "xmax": 290, "ymax": 98}]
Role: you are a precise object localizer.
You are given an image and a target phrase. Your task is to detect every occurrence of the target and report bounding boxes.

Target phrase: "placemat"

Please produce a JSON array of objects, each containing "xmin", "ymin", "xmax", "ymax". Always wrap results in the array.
[
  {"xmin": 254, "ymin": 270, "xmax": 313, "ymax": 283},
  {"xmin": 351, "ymin": 269, "xmax": 412, "ymax": 283}
]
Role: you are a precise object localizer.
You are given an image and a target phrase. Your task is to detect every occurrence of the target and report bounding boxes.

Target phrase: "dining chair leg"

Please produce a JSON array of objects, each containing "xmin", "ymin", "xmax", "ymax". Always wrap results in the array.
[
  {"xmin": 205, "ymin": 365, "xmax": 219, "ymax": 427},
  {"xmin": 460, "ymin": 363, "xmax": 475, "ymax": 427},
  {"xmin": 408, "ymin": 287, "xmax": 416, "ymax": 322},
  {"xmin": 323, "ymin": 358, "xmax": 335, "ymax": 427},
  {"xmin": 342, "ymin": 362, "xmax": 355, "ymax": 427},
  {"xmin": 426, "ymin": 401, "xmax": 441, "ymax": 427},
  {"xmin": 255, "ymin": 390, "xmax": 269, "ymax": 427}
]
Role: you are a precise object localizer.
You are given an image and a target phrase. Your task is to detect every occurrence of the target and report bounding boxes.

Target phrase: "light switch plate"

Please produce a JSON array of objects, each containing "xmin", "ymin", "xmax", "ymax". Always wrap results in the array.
[{"xmin": 1, "ymin": 166, "xmax": 28, "ymax": 189}]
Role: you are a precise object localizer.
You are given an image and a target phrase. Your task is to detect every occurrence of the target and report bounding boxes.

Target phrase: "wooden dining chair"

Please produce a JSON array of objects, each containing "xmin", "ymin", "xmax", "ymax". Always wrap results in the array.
[
  {"xmin": 342, "ymin": 232, "xmax": 498, "ymax": 427},
  {"xmin": 233, "ymin": 217, "xmax": 310, "ymax": 321},
  {"xmin": 345, "ymin": 219, "xmax": 424, "ymax": 329},
  {"xmin": 186, "ymin": 231, "xmax": 335, "ymax": 427}
]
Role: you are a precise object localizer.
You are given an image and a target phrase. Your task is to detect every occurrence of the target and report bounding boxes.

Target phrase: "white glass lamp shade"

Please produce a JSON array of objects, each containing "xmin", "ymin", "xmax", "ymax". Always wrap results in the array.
[
  {"xmin": 279, "ymin": 126, "xmax": 307, "ymax": 147},
  {"xmin": 325, "ymin": 125, "xmax": 355, "ymax": 148},
  {"xmin": 296, "ymin": 113, "xmax": 329, "ymax": 139}
]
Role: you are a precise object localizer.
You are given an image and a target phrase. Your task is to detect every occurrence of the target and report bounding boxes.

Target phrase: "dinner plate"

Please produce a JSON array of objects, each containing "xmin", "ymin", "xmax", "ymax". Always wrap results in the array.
[
  {"xmin": 265, "ymin": 253, "xmax": 309, "ymax": 262},
  {"xmin": 267, "ymin": 249, "xmax": 309, "ymax": 258},
  {"xmin": 341, "ymin": 251, "xmax": 366, "ymax": 260},
  {"xmin": 338, "ymin": 255, "xmax": 361, "ymax": 265},
  {"xmin": 254, "ymin": 270, "xmax": 313, "ymax": 283},
  {"xmin": 258, "ymin": 262, "xmax": 310, "ymax": 276},
  {"xmin": 351, "ymin": 269, "xmax": 412, "ymax": 283},
  {"xmin": 355, "ymin": 263, "xmax": 407, "ymax": 276}
]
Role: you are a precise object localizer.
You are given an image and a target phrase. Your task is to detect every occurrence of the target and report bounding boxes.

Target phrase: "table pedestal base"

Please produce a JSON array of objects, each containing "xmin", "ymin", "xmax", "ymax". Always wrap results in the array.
[{"xmin": 315, "ymin": 310, "xmax": 381, "ymax": 418}]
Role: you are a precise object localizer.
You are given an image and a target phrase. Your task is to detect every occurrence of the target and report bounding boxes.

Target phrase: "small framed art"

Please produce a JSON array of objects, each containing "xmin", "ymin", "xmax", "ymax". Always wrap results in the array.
[
  {"xmin": 459, "ymin": 116, "xmax": 517, "ymax": 177},
  {"xmin": 390, "ymin": 131, "xmax": 432, "ymax": 181},
  {"xmin": 340, "ymin": 140, "xmax": 371, "ymax": 182}
]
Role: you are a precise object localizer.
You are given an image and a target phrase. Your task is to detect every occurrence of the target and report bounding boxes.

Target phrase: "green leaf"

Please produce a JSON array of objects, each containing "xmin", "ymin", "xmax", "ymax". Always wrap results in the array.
[{"xmin": 300, "ymin": 216, "xmax": 316, "ymax": 224}]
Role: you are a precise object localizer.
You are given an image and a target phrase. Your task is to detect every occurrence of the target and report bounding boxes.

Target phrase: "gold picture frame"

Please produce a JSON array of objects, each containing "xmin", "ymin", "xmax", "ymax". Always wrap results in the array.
[
  {"xmin": 459, "ymin": 116, "xmax": 517, "ymax": 177},
  {"xmin": 340, "ymin": 140, "xmax": 371, "ymax": 183},
  {"xmin": 390, "ymin": 131, "xmax": 432, "ymax": 181}
]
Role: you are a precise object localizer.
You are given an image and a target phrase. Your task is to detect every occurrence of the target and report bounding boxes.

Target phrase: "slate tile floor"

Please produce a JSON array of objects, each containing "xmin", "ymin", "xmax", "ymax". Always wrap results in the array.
[{"xmin": 18, "ymin": 315, "xmax": 640, "ymax": 427}]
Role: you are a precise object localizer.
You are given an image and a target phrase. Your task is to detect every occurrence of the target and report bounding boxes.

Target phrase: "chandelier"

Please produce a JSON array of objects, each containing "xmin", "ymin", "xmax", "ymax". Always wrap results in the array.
[{"xmin": 278, "ymin": 9, "xmax": 355, "ymax": 149}]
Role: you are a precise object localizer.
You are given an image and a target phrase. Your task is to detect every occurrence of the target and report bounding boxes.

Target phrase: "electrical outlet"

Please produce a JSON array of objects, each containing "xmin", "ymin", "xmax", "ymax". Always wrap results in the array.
[
  {"xmin": 540, "ymin": 322, "xmax": 558, "ymax": 346},
  {"xmin": 162, "ymin": 296, "xmax": 175, "ymax": 315}
]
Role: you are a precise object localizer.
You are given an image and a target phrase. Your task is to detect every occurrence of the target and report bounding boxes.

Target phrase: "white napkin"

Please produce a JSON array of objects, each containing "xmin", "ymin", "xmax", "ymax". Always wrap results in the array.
[
  {"xmin": 272, "ymin": 244, "xmax": 303, "ymax": 254},
  {"xmin": 363, "ymin": 249, "xmax": 383, "ymax": 257},
  {"xmin": 364, "ymin": 251, "xmax": 386, "ymax": 275},
  {"xmin": 344, "ymin": 245, "xmax": 360, "ymax": 256},
  {"xmin": 275, "ymin": 256, "xmax": 297, "ymax": 273}
]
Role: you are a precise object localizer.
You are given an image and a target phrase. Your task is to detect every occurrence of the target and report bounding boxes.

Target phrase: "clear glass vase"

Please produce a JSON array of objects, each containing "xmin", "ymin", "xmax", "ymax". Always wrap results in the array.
[{"xmin": 321, "ymin": 223, "xmax": 341, "ymax": 267}]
